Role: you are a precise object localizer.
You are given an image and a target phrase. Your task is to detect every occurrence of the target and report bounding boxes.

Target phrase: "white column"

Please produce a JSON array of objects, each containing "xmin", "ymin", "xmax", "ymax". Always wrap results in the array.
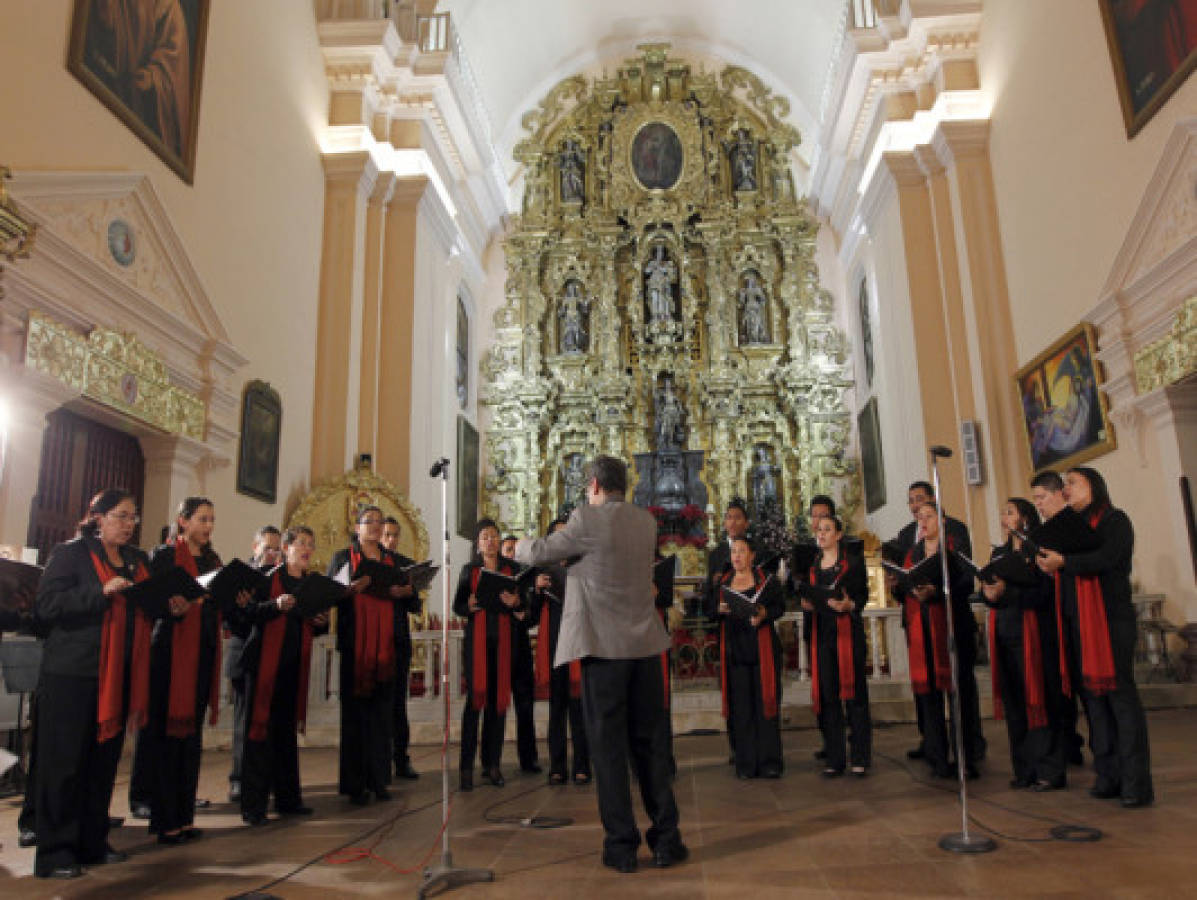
[{"xmin": 138, "ymin": 434, "xmax": 212, "ymax": 538}]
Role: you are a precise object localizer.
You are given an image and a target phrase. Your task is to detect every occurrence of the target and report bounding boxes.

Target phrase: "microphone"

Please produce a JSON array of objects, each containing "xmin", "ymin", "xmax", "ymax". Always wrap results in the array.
[
  {"xmin": 930, "ymin": 445, "xmax": 953, "ymax": 458},
  {"xmin": 429, "ymin": 457, "xmax": 450, "ymax": 478}
]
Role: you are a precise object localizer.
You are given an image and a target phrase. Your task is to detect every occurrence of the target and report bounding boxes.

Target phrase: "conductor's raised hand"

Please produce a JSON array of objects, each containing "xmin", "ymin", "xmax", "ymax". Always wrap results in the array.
[
  {"xmin": 102, "ymin": 576, "xmax": 133, "ymax": 596},
  {"xmin": 276, "ymin": 593, "xmax": 297, "ymax": 612}
]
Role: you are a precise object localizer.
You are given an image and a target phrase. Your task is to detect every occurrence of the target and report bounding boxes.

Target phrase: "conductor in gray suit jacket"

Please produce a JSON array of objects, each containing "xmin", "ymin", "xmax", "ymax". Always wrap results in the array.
[{"xmin": 515, "ymin": 455, "xmax": 686, "ymax": 873}]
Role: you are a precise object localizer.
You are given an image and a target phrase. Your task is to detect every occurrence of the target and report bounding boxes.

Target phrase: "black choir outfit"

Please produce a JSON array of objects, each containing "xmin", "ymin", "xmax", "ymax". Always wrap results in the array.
[
  {"xmin": 142, "ymin": 540, "xmax": 223, "ymax": 838},
  {"xmin": 1051, "ymin": 504, "xmax": 1153, "ymax": 805},
  {"xmin": 224, "ymin": 557, "xmax": 274, "ymax": 798},
  {"xmin": 803, "ymin": 548, "xmax": 872, "ymax": 773},
  {"xmin": 511, "ymin": 585, "xmax": 541, "ymax": 773},
  {"xmin": 899, "ymin": 537, "xmax": 983, "ymax": 777},
  {"xmin": 983, "ymin": 542, "xmax": 1066, "ymax": 788},
  {"xmin": 328, "ymin": 544, "xmax": 401, "ymax": 801},
  {"xmin": 530, "ymin": 561, "xmax": 589, "ymax": 781},
  {"xmin": 237, "ymin": 566, "xmax": 326, "ymax": 822},
  {"xmin": 388, "ymin": 550, "xmax": 423, "ymax": 779},
  {"xmin": 453, "ymin": 557, "xmax": 522, "ymax": 781},
  {"xmin": 31, "ymin": 535, "xmax": 154, "ymax": 876},
  {"xmin": 711, "ymin": 567, "xmax": 784, "ymax": 779},
  {"xmin": 704, "ymin": 538, "xmax": 736, "ymax": 756}
]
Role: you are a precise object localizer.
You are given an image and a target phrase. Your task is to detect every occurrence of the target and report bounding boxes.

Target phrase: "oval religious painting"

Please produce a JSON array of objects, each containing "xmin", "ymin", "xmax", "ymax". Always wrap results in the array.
[{"xmin": 631, "ymin": 122, "xmax": 684, "ymax": 191}]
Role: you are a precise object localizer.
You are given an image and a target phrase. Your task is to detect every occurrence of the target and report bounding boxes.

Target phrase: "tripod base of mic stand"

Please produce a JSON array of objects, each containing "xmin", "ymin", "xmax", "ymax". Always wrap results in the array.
[
  {"xmin": 938, "ymin": 832, "xmax": 996, "ymax": 853},
  {"xmin": 419, "ymin": 852, "xmax": 494, "ymax": 898}
]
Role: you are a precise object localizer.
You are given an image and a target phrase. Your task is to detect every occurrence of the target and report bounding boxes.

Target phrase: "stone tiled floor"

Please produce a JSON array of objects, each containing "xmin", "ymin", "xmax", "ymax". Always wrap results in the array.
[{"xmin": 2, "ymin": 708, "xmax": 1195, "ymax": 898}]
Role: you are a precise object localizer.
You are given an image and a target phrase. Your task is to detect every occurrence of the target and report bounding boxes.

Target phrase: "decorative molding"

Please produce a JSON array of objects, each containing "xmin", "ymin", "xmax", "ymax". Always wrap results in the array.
[
  {"xmin": 24, "ymin": 310, "xmax": 205, "ymax": 439},
  {"xmin": 1134, "ymin": 296, "xmax": 1197, "ymax": 394}
]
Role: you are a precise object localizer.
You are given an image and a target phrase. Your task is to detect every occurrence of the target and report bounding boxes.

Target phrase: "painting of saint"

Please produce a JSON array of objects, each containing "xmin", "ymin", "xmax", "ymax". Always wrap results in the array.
[
  {"xmin": 631, "ymin": 122, "xmax": 684, "ymax": 191},
  {"xmin": 68, "ymin": 0, "xmax": 210, "ymax": 183}
]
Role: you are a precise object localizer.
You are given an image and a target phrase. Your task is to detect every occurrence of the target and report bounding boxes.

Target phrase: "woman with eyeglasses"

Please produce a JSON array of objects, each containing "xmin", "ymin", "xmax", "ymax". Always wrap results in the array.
[
  {"xmin": 328, "ymin": 506, "xmax": 403, "ymax": 805},
  {"xmin": 30, "ymin": 489, "xmax": 154, "ymax": 879},
  {"xmin": 141, "ymin": 497, "xmax": 239, "ymax": 845}
]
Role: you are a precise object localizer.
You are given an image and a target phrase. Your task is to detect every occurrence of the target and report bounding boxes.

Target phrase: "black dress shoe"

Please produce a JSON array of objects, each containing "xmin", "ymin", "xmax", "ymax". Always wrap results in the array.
[
  {"xmin": 131, "ymin": 803, "xmax": 152, "ymax": 820},
  {"xmin": 1121, "ymin": 796, "xmax": 1153, "ymax": 808},
  {"xmin": 229, "ymin": 781, "xmax": 242, "ymax": 801},
  {"xmin": 521, "ymin": 762, "xmax": 543, "ymax": 775},
  {"xmin": 1009, "ymin": 776, "xmax": 1033, "ymax": 789},
  {"xmin": 157, "ymin": 832, "xmax": 186, "ymax": 845},
  {"xmin": 242, "ymin": 813, "xmax": 268, "ymax": 827},
  {"xmin": 183, "ymin": 827, "xmax": 203, "ymax": 841},
  {"xmin": 602, "ymin": 851, "xmax": 638, "ymax": 873},
  {"xmin": 1090, "ymin": 784, "xmax": 1121, "ymax": 800},
  {"xmin": 278, "ymin": 805, "xmax": 314, "ymax": 816},
  {"xmin": 35, "ymin": 863, "xmax": 83, "ymax": 879},
  {"xmin": 459, "ymin": 771, "xmax": 473, "ymax": 792},
  {"xmin": 1033, "ymin": 777, "xmax": 1066, "ymax": 792},
  {"xmin": 761, "ymin": 766, "xmax": 782, "ymax": 779},
  {"xmin": 652, "ymin": 841, "xmax": 689, "ymax": 868},
  {"xmin": 18, "ymin": 828, "xmax": 36, "ymax": 848},
  {"xmin": 85, "ymin": 847, "xmax": 128, "ymax": 866},
  {"xmin": 395, "ymin": 760, "xmax": 420, "ymax": 780},
  {"xmin": 375, "ymin": 788, "xmax": 393, "ymax": 801},
  {"xmin": 821, "ymin": 767, "xmax": 844, "ymax": 778},
  {"xmin": 907, "ymin": 746, "xmax": 926, "ymax": 760},
  {"xmin": 349, "ymin": 791, "xmax": 371, "ymax": 806},
  {"xmin": 482, "ymin": 767, "xmax": 505, "ymax": 787}
]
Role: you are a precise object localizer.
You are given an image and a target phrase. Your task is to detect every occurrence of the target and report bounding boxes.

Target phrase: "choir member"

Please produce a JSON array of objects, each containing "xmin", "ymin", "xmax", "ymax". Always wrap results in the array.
[
  {"xmin": 144, "ymin": 497, "xmax": 227, "ymax": 844},
  {"xmin": 531, "ymin": 518, "xmax": 590, "ymax": 785},
  {"xmin": 453, "ymin": 518, "xmax": 522, "ymax": 790},
  {"xmin": 239, "ymin": 526, "xmax": 328, "ymax": 825},
  {"xmin": 380, "ymin": 516, "xmax": 422, "ymax": 781},
  {"xmin": 801, "ymin": 516, "xmax": 871, "ymax": 776},
  {"xmin": 789, "ymin": 494, "xmax": 836, "ymax": 761},
  {"xmin": 31, "ymin": 489, "xmax": 154, "ymax": 878},
  {"xmin": 1030, "ymin": 470, "xmax": 1086, "ymax": 766},
  {"xmin": 503, "ymin": 533, "xmax": 541, "ymax": 774},
  {"xmin": 328, "ymin": 506, "xmax": 404, "ymax": 805},
  {"xmin": 979, "ymin": 498, "xmax": 1066, "ymax": 791},
  {"xmin": 705, "ymin": 499, "xmax": 750, "ymax": 763},
  {"xmin": 1036, "ymin": 467, "xmax": 1153, "ymax": 807},
  {"xmin": 227, "ymin": 524, "xmax": 281, "ymax": 802},
  {"xmin": 900, "ymin": 502, "xmax": 982, "ymax": 779},
  {"xmin": 715, "ymin": 537, "xmax": 784, "ymax": 779}
]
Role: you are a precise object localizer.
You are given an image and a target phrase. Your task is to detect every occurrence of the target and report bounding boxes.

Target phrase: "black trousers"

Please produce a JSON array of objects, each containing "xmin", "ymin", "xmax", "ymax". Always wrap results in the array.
[
  {"xmin": 1063, "ymin": 611, "xmax": 1152, "ymax": 802},
  {"xmin": 995, "ymin": 633, "xmax": 1065, "ymax": 783},
  {"xmin": 128, "ymin": 725, "xmax": 153, "ymax": 808},
  {"xmin": 512, "ymin": 639, "xmax": 539, "ymax": 769},
  {"xmin": 339, "ymin": 654, "xmax": 395, "ymax": 797},
  {"xmin": 815, "ymin": 636, "xmax": 872, "ymax": 771},
  {"xmin": 240, "ymin": 664, "xmax": 302, "ymax": 819},
  {"xmin": 581, "ymin": 656, "xmax": 681, "ymax": 856},
  {"xmin": 460, "ymin": 643, "xmax": 506, "ymax": 771},
  {"xmin": 33, "ymin": 673, "xmax": 123, "ymax": 872},
  {"xmin": 547, "ymin": 665, "xmax": 589, "ymax": 778},
  {"xmin": 954, "ymin": 621, "xmax": 985, "ymax": 763},
  {"xmin": 19, "ymin": 690, "xmax": 38, "ymax": 835},
  {"xmin": 727, "ymin": 662, "xmax": 783, "ymax": 777},
  {"xmin": 148, "ymin": 641, "xmax": 216, "ymax": 835},
  {"xmin": 229, "ymin": 671, "xmax": 248, "ymax": 786},
  {"xmin": 391, "ymin": 644, "xmax": 412, "ymax": 772}
]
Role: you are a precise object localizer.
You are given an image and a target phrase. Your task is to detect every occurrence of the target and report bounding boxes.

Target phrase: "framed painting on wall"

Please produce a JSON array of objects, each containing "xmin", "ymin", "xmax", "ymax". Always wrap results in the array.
[
  {"xmin": 456, "ymin": 416, "xmax": 479, "ymax": 540},
  {"xmin": 1014, "ymin": 323, "xmax": 1116, "ymax": 475},
  {"xmin": 67, "ymin": 0, "xmax": 211, "ymax": 183},
  {"xmin": 236, "ymin": 381, "xmax": 281, "ymax": 503},
  {"xmin": 858, "ymin": 397, "xmax": 886, "ymax": 514},
  {"xmin": 1099, "ymin": 0, "xmax": 1197, "ymax": 138}
]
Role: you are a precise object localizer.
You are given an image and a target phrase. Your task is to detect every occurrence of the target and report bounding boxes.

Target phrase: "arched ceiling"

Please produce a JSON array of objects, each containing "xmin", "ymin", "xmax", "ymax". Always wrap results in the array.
[{"xmin": 440, "ymin": 0, "xmax": 844, "ymax": 179}]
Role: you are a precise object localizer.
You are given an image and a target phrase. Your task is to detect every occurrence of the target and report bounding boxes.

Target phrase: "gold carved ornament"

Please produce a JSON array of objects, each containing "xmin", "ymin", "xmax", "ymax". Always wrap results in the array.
[
  {"xmin": 1, "ymin": 166, "xmax": 38, "ymax": 300},
  {"xmin": 481, "ymin": 44, "xmax": 858, "ymax": 543},
  {"xmin": 23, "ymin": 310, "xmax": 205, "ymax": 439},
  {"xmin": 1134, "ymin": 296, "xmax": 1197, "ymax": 394}
]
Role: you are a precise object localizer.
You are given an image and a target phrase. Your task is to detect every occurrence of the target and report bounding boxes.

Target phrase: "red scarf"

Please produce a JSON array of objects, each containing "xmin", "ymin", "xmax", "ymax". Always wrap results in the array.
[
  {"xmin": 168, "ymin": 539, "xmax": 222, "ymax": 737},
  {"xmin": 1053, "ymin": 508, "xmax": 1118, "ymax": 696},
  {"xmin": 534, "ymin": 598, "xmax": 581, "ymax": 702},
  {"xmin": 902, "ymin": 545, "xmax": 952, "ymax": 695},
  {"xmin": 808, "ymin": 556, "xmax": 857, "ymax": 717},
  {"xmin": 988, "ymin": 605, "xmax": 1048, "ymax": 729},
  {"xmin": 349, "ymin": 547, "xmax": 396, "ymax": 696},
  {"xmin": 718, "ymin": 568, "xmax": 777, "ymax": 721},
  {"xmin": 249, "ymin": 570, "xmax": 314, "ymax": 742},
  {"xmin": 90, "ymin": 552, "xmax": 153, "ymax": 742},
  {"xmin": 468, "ymin": 564, "xmax": 513, "ymax": 714},
  {"xmin": 658, "ymin": 606, "xmax": 671, "ymax": 710}
]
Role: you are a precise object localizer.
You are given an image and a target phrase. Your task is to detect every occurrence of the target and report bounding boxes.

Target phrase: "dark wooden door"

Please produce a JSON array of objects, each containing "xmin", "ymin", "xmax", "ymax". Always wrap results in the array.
[{"xmin": 26, "ymin": 408, "xmax": 145, "ymax": 562}]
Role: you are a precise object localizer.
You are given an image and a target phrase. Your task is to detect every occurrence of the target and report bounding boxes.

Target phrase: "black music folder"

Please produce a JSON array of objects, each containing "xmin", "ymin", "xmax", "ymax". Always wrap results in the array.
[
  {"xmin": 474, "ymin": 568, "xmax": 535, "ymax": 614},
  {"xmin": 401, "ymin": 560, "xmax": 439, "ymax": 593},
  {"xmin": 720, "ymin": 575, "xmax": 773, "ymax": 622},
  {"xmin": 0, "ymin": 558, "xmax": 42, "ymax": 611},
  {"xmin": 197, "ymin": 559, "xmax": 271, "ymax": 617},
  {"xmin": 653, "ymin": 555, "xmax": 676, "ymax": 602},
  {"xmin": 122, "ymin": 566, "xmax": 206, "ymax": 618},
  {"xmin": 292, "ymin": 573, "xmax": 346, "ymax": 619}
]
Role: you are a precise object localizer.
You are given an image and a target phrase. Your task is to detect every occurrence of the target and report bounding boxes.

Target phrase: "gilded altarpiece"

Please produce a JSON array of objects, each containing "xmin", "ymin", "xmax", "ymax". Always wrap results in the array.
[{"xmin": 481, "ymin": 45, "xmax": 857, "ymax": 561}]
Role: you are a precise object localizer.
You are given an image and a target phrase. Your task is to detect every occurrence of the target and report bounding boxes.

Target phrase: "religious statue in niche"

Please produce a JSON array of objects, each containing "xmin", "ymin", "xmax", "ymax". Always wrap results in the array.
[
  {"xmin": 559, "ymin": 139, "xmax": 585, "ymax": 204},
  {"xmin": 750, "ymin": 445, "xmax": 780, "ymax": 512},
  {"xmin": 644, "ymin": 244, "xmax": 679, "ymax": 325},
  {"xmin": 728, "ymin": 128, "xmax": 757, "ymax": 192},
  {"xmin": 655, "ymin": 373, "xmax": 686, "ymax": 451},
  {"xmin": 558, "ymin": 280, "xmax": 591, "ymax": 354},
  {"xmin": 561, "ymin": 452, "xmax": 586, "ymax": 515},
  {"xmin": 738, "ymin": 271, "xmax": 770, "ymax": 344}
]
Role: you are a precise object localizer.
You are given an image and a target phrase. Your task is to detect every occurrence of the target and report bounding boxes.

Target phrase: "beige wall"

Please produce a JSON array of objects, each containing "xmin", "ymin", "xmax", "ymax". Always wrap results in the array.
[{"xmin": 0, "ymin": 0, "xmax": 328, "ymax": 554}]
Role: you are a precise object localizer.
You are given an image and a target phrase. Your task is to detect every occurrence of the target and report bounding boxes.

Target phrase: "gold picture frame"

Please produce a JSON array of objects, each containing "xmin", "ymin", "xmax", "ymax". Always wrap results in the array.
[
  {"xmin": 67, "ymin": 0, "xmax": 211, "ymax": 184},
  {"xmin": 1014, "ymin": 323, "xmax": 1116, "ymax": 475},
  {"xmin": 1099, "ymin": 0, "xmax": 1197, "ymax": 139}
]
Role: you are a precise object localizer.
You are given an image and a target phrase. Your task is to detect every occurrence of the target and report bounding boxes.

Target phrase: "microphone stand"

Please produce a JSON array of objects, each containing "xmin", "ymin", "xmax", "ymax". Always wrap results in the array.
[
  {"xmin": 421, "ymin": 457, "xmax": 495, "ymax": 896},
  {"xmin": 929, "ymin": 446, "xmax": 996, "ymax": 854}
]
